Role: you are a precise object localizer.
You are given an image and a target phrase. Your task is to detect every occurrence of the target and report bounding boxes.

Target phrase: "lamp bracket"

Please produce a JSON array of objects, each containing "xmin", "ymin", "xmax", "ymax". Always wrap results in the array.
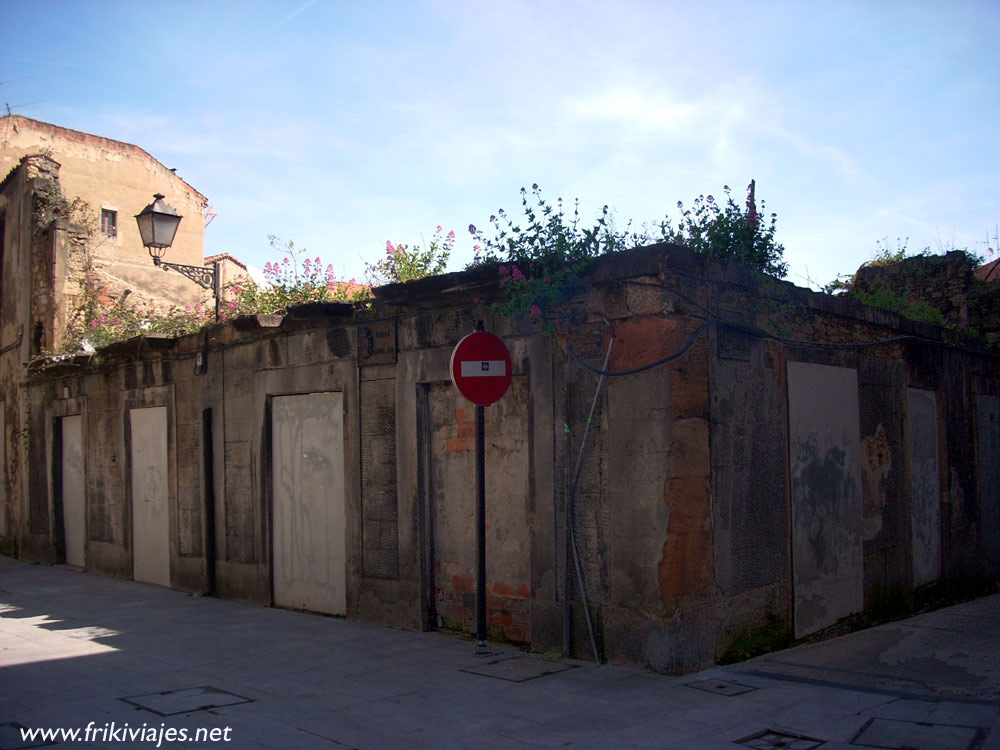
[{"xmin": 153, "ymin": 256, "xmax": 216, "ymax": 290}]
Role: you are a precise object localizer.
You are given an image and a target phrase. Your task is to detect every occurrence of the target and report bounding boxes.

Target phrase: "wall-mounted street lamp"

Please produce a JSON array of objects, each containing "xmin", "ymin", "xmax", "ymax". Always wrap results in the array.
[{"xmin": 136, "ymin": 193, "xmax": 221, "ymax": 320}]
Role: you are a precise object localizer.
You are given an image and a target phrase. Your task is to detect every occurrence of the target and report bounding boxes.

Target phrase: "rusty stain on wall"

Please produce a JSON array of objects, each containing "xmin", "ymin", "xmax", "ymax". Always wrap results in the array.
[{"xmin": 861, "ymin": 423, "xmax": 891, "ymax": 540}]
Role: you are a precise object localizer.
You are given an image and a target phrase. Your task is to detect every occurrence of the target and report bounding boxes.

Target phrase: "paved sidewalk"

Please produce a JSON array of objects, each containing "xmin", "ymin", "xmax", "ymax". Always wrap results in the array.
[{"xmin": 0, "ymin": 556, "xmax": 997, "ymax": 749}]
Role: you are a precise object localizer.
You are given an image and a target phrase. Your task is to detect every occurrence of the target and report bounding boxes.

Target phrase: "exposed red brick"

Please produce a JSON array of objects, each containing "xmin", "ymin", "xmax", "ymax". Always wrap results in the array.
[
  {"xmin": 446, "ymin": 437, "xmax": 470, "ymax": 452},
  {"xmin": 663, "ymin": 477, "xmax": 711, "ymax": 533},
  {"xmin": 451, "ymin": 575, "xmax": 475, "ymax": 593},
  {"xmin": 659, "ymin": 475, "xmax": 713, "ymax": 600},
  {"xmin": 489, "ymin": 580, "xmax": 514, "ymax": 596},
  {"xmin": 609, "ymin": 316, "xmax": 693, "ymax": 371},
  {"xmin": 669, "ymin": 337, "xmax": 710, "ymax": 418}
]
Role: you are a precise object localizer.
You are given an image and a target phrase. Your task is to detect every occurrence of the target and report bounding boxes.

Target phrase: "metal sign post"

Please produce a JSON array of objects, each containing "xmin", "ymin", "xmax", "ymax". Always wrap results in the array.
[{"xmin": 449, "ymin": 324, "xmax": 512, "ymax": 653}]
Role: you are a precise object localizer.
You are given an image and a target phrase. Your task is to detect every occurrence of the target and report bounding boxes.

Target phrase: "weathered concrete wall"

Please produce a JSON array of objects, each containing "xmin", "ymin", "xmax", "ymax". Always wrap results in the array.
[
  {"xmin": 976, "ymin": 395, "xmax": 1000, "ymax": 575},
  {"xmin": 908, "ymin": 388, "xmax": 941, "ymax": 587},
  {"xmin": 15, "ymin": 243, "xmax": 1000, "ymax": 676},
  {"xmin": 858, "ymin": 357, "xmax": 909, "ymax": 610},
  {"xmin": 429, "ymin": 377, "xmax": 531, "ymax": 643},
  {"xmin": 710, "ymin": 331, "xmax": 789, "ymax": 651}
]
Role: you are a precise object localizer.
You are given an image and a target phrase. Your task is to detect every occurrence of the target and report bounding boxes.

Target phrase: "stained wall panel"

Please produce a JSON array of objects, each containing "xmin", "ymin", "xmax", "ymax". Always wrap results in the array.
[{"xmin": 787, "ymin": 361, "xmax": 863, "ymax": 638}]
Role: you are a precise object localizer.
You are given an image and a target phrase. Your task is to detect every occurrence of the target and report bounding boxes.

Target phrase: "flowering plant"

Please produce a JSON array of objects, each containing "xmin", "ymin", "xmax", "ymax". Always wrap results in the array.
[
  {"xmin": 468, "ymin": 182, "xmax": 787, "ymax": 328},
  {"xmin": 226, "ymin": 235, "xmax": 367, "ymax": 315},
  {"xmin": 468, "ymin": 185, "xmax": 643, "ymax": 327},
  {"xmin": 63, "ymin": 292, "xmax": 217, "ymax": 352},
  {"xmin": 366, "ymin": 225, "xmax": 454, "ymax": 285}
]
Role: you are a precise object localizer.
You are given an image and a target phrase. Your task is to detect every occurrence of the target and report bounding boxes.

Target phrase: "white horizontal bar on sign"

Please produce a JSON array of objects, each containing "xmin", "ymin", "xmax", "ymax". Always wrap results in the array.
[{"xmin": 460, "ymin": 360, "xmax": 507, "ymax": 377}]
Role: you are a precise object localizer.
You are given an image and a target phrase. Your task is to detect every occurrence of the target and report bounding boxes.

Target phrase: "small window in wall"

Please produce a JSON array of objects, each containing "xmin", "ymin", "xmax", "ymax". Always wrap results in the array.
[{"xmin": 101, "ymin": 209, "xmax": 117, "ymax": 237}]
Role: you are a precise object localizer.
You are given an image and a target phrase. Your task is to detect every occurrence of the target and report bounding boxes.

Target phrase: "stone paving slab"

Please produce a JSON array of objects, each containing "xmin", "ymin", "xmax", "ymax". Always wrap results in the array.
[{"xmin": 0, "ymin": 556, "xmax": 998, "ymax": 749}]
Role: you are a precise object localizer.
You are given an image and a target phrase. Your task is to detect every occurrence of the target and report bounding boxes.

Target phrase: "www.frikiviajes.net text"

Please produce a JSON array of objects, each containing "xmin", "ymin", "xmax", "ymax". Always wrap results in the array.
[{"xmin": 19, "ymin": 722, "xmax": 233, "ymax": 746}]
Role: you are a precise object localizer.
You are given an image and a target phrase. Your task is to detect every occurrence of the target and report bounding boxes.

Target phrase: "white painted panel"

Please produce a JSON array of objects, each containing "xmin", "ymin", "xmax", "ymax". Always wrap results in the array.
[
  {"xmin": 131, "ymin": 407, "xmax": 170, "ymax": 586},
  {"xmin": 62, "ymin": 415, "xmax": 86, "ymax": 567},
  {"xmin": 787, "ymin": 361, "xmax": 863, "ymax": 638},
  {"xmin": 908, "ymin": 389, "xmax": 940, "ymax": 586},
  {"xmin": 272, "ymin": 392, "xmax": 346, "ymax": 615}
]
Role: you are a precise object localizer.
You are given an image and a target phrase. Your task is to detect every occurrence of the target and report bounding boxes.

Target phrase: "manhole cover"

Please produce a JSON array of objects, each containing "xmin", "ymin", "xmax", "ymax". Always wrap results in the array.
[
  {"xmin": 0, "ymin": 721, "xmax": 55, "ymax": 749},
  {"xmin": 735, "ymin": 728, "xmax": 825, "ymax": 749},
  {"xmin": 851, "ymin": 718, "xmax": 982, "ymax": 749},
  {"xmin": 122, "ymin": 686, "xmax": 252, "ymax": 716},
  {"xmin": 459, "ymin": 655, "xmax": 575, "ymax": 682},
  {"xmin": 686, "ymin": 679, "xmax": 757, "ymax": 696}
]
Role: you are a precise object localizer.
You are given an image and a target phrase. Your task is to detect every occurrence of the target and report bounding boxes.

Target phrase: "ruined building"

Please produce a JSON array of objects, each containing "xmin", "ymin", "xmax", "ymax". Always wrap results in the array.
[{"xmin": 2, "ymin": 234, "xmax": 997, "ymax": 674}]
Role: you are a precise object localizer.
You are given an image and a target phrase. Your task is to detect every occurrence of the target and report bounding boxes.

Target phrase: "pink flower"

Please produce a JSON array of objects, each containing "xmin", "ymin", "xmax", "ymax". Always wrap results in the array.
[
  {"xmin": 436, "ymin": 225, "xmax": 443, "ymax": 233},
  {"xmin": 283, "ymin": 257, "xmax": 290, "ymax": 265},
  {"xmin": 530, "ymin": 304, "xmax": 542, "ymax": 318},
  {"xmin": 448, "ymin": 230, "xmax": 455, "ymax": 238},
  {"xmin": 386, "ymin": 240, "xmax": 397, "ymax": 256}
]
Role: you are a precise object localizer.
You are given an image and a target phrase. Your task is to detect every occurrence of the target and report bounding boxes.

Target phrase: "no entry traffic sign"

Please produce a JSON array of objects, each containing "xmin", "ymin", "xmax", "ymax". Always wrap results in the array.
[{"xmin": 450, "ymin": 331, "xmax": 512, "ymax": 406}]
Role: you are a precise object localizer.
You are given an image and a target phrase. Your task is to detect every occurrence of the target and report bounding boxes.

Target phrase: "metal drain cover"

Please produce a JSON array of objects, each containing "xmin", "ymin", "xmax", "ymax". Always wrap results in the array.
[
  {"xmin": 0, "ymin": 721, "xmax": 55, "ymax": 749},
  {"xmin": 851, "ymin": 718, "xmax": 982, "ymax": 749},
  {"xmin": 735, "ymin": 728, "xmax": 825, "ymax": 749},
  {"xmin": 460, "ymin": 655, "xmax": 575, "ymax": 682},
  {"xmin": 122, "ymin": 686, "xmax": 252, "ymax": 716},
  {"xmin": 686, "ymin": 678, "xmax": 757, "ymax": 696}
]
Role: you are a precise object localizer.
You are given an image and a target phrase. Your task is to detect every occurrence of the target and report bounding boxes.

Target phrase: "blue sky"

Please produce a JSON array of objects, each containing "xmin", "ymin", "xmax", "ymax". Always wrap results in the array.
[{"xmin": 2, "ymin": 0, "xmax": 998, "ymax": 289}]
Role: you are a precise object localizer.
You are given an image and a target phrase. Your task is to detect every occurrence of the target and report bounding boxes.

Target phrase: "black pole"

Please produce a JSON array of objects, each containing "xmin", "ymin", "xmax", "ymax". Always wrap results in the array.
[
  {"xmin": 475, "ymin": 401, "xmax": 487, "ymax": 650},
  {"xmin": 473, "ymin": 319, "xmax": 489, "ymax": 653}
]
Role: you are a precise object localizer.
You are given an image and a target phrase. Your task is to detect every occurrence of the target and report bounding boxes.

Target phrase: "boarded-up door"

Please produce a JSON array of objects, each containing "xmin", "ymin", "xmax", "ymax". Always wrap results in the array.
[
  {"xmin": 272, "ymin": 392, "xmax": 346, "ymax": 615},
  {"xmin": 427, "ymin": 377, "xmax": 531, "ymax": 644},
  {"xmin": 787, "ymin": 362, "xmax": 863, "ymax": 638},
  {"xmin": 908, "ymin": 389, "xmax": 940, "ymax": 586},
  {"xmin": 978, "ymin": 395, "xmax": 1000, "ymax": 575},
  {"xmin": 61, "ymin": 415, "xmax": 86, "ymax": 568},
  {"xmin": 131, "ymin": 406, "xmax": 170, "ymax": 586}
]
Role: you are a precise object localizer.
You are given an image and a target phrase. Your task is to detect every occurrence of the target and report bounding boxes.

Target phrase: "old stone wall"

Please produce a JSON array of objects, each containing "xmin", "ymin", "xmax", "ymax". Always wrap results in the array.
[{"xmin": 13, "ymin": 243, "xmax": 1000, "ymax": 675}]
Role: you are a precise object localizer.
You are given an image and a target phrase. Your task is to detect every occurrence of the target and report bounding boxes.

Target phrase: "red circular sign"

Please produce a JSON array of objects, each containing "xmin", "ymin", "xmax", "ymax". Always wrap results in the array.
[{"xmin": 450, "ymin": 331, "xmax": 512, "ymax": 406}]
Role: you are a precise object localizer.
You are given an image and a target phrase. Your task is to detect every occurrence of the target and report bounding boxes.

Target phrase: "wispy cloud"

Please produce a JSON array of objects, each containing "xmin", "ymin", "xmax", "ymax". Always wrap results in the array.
[{"xmin": 271, "ymin": 0, "xmax": 321, "ymax": 30}]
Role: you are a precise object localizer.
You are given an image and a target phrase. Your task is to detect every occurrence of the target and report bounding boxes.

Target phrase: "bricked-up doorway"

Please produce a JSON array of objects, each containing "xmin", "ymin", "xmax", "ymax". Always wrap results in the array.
[
  {"xmin": 787, "ymin": 362, "xmax": 864, "ymax": 638},
  {"xmin": 271, "ymin": 392, "xmax": 346, "ymax": 616},
  {"xmin": 130, "ymin": 406, "xmax": 170, "ymax": 587},
  {"xmin": 59, "ymin": 415, "xmax": 86, "ymax": 567},
  {"xmin": 425, "ymin": 378, "xmax": 532, "ymax": 645}
]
